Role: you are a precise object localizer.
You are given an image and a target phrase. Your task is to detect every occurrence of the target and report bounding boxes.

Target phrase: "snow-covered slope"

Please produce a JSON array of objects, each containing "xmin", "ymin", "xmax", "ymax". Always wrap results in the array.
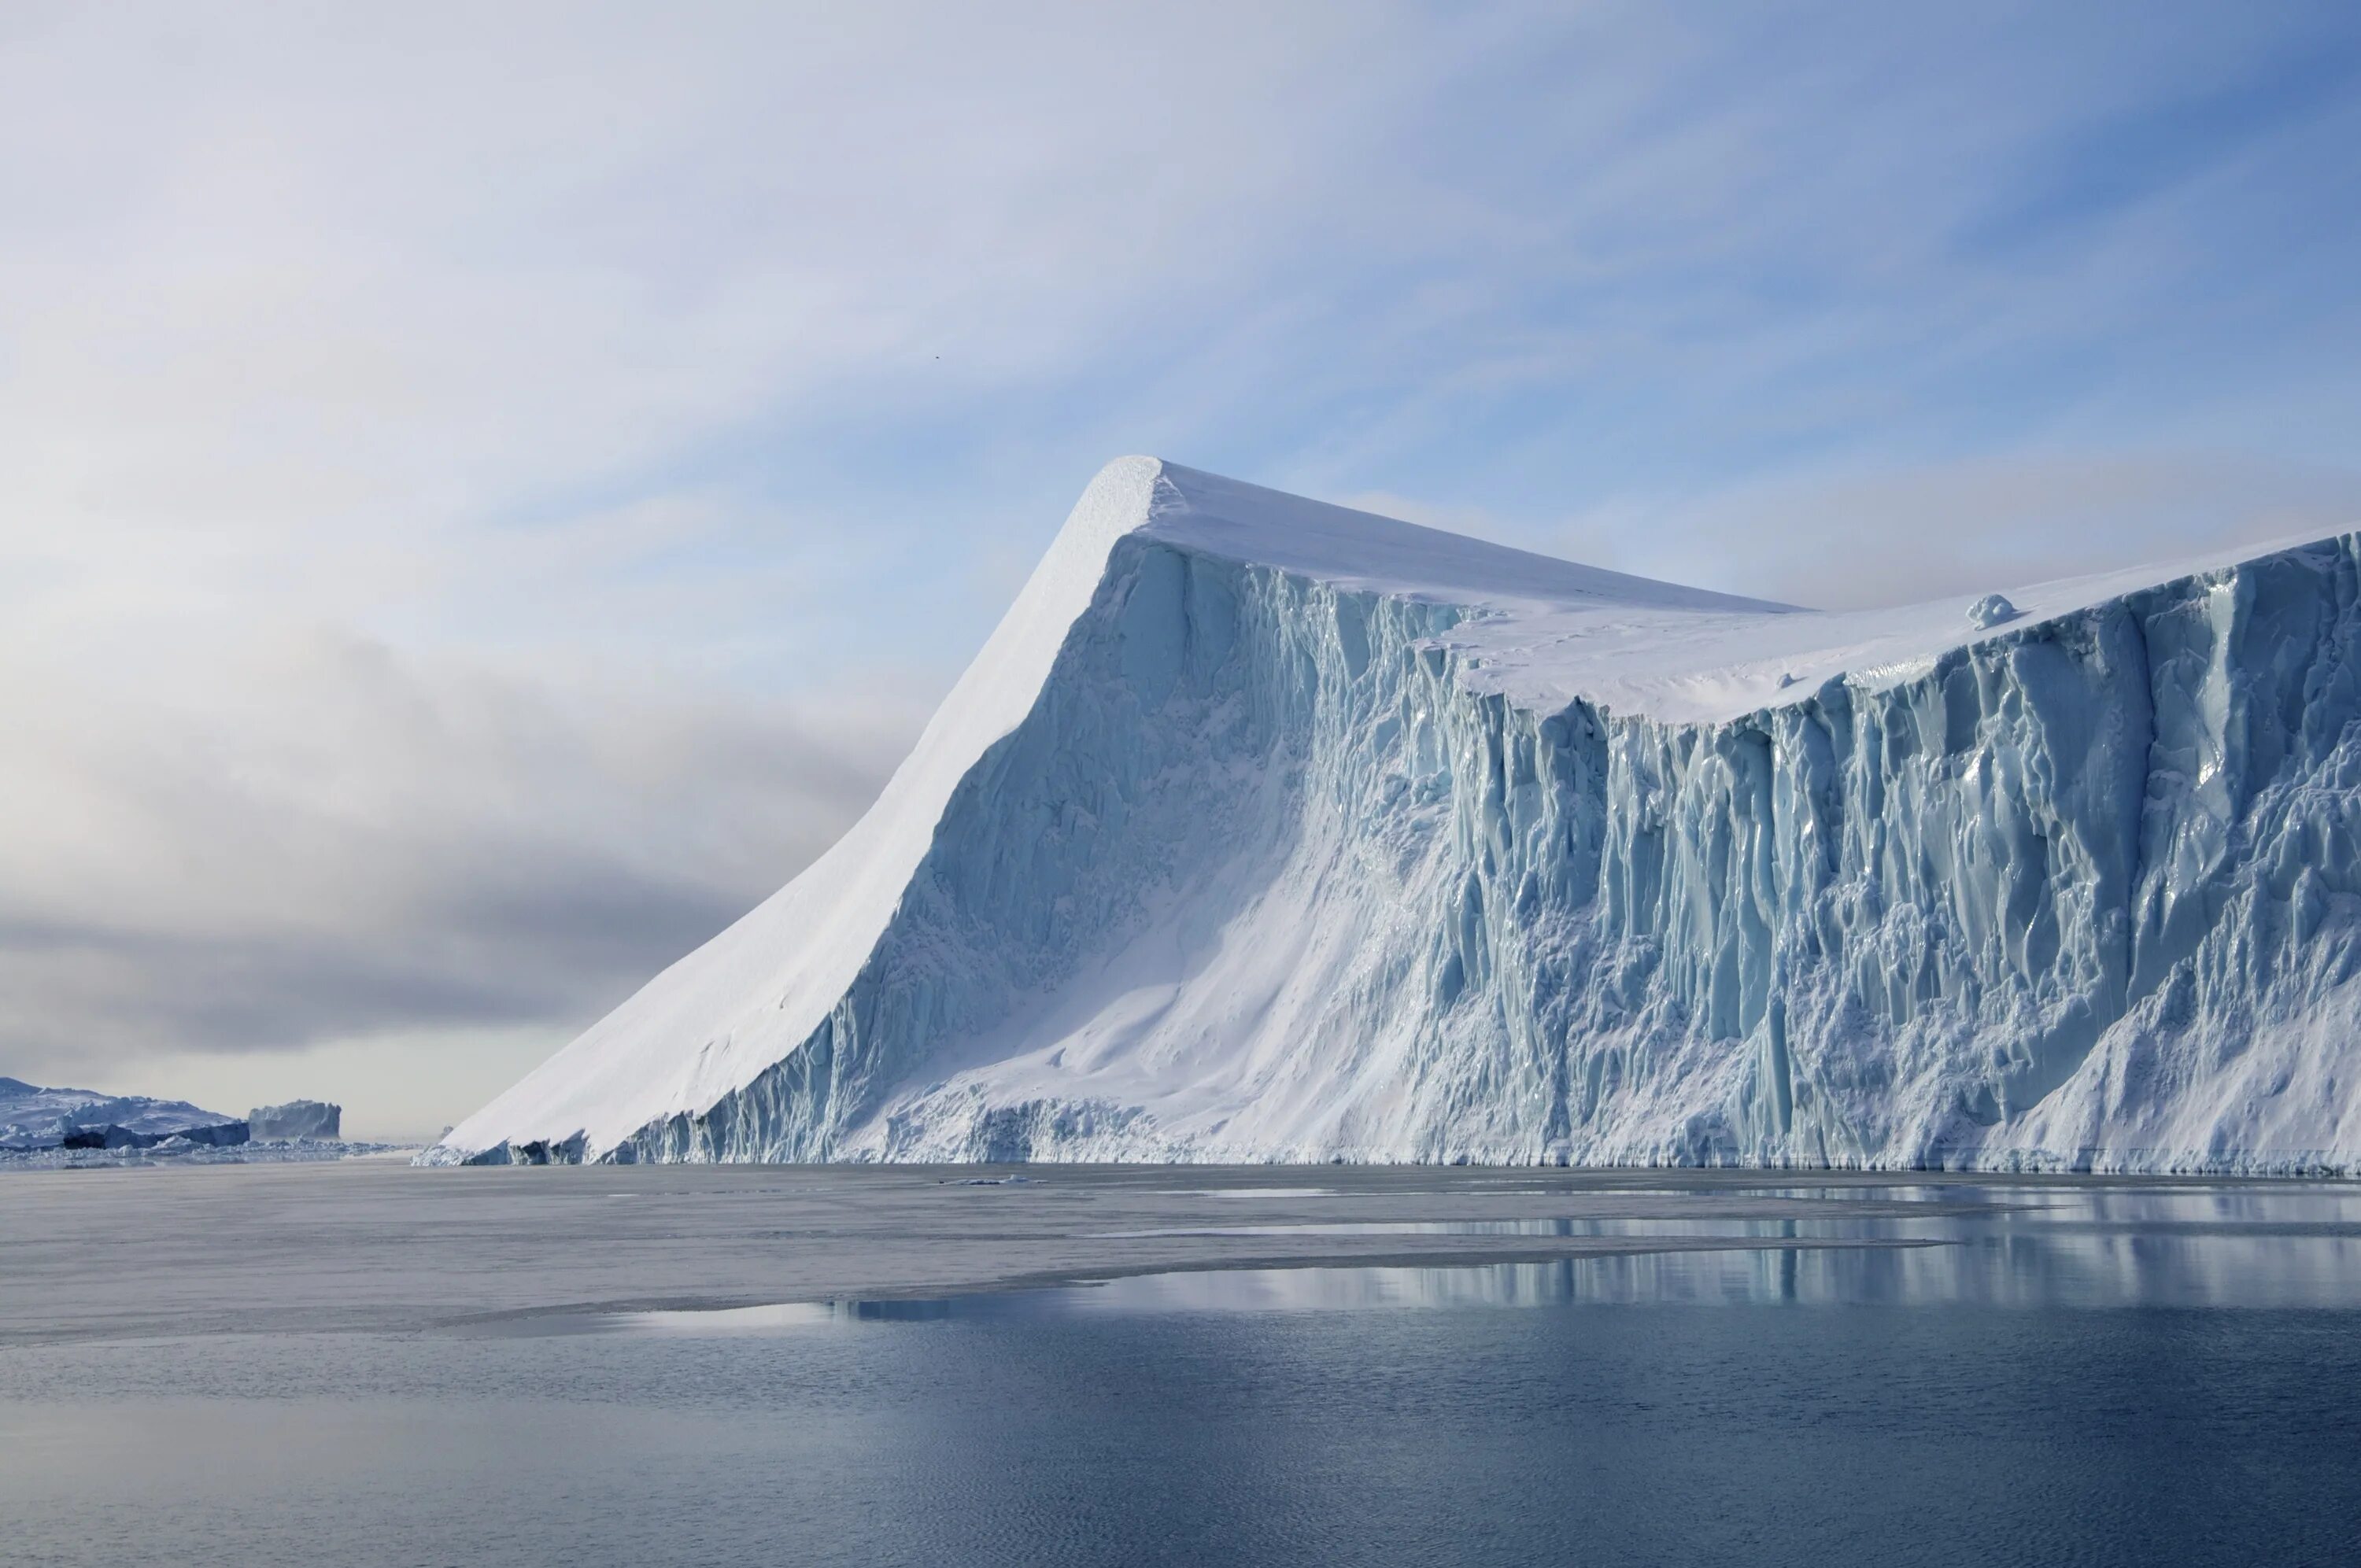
[{"xmin": 427, "ymin": 458, "xmax": 2361, "ymax": 1172}]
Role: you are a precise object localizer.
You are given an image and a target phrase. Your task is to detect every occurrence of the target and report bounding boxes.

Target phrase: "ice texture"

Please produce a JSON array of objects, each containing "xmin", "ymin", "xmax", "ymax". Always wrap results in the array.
[
  {"xmin": 1967, "ymin": 593, "xmax": 2019, "ymax": 629},
  {"xmin": 0, "ymin": 1076, "xmax": 248, "ymax": 1151},
  {"xmin": 426, "ymin": 459, "xmax": 2361, "ymax": 1173},
  {"xmin": 249, "ymin": 1100, "xmax": 342, "ymax": 1140}
]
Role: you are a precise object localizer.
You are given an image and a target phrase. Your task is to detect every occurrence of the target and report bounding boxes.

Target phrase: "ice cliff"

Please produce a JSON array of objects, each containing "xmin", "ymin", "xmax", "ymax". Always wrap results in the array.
[
  {"xmin": 249, "ymin": 1099, "xmax": 342, "ymax": 1141},
  {"xmin": 426, "ymin": 458, "xmax": 2361, "ymax": 1173}
]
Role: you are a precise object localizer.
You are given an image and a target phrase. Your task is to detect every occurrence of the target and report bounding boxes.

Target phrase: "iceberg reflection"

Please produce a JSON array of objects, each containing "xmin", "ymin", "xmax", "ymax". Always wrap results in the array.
[{"xmin": 558, "ymin": 1182, "xmax": 2361, "ymax": 1330}]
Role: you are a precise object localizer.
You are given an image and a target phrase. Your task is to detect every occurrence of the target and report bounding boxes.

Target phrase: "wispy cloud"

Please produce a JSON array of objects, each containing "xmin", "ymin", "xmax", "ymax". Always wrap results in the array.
[{"xmin": 1553, "ymin": 449, "xmax": 2361, "ymax": 610}]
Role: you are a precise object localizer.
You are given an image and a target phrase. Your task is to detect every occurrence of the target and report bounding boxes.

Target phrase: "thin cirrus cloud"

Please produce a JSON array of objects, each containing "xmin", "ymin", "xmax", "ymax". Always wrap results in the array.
[{"xmin": 2, "ymin": 3, "xmax": 2358, "ymax": 1131}]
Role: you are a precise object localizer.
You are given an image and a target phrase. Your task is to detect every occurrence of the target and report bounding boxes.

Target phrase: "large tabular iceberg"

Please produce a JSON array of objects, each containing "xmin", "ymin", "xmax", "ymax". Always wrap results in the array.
[
  {"xmin": 249, "ymin": 1099, "xmax": 342, "ymax": 1141},
  {"xmin": 427, "ymin": 459, "xmax": 2361, "ymax": 1172}
]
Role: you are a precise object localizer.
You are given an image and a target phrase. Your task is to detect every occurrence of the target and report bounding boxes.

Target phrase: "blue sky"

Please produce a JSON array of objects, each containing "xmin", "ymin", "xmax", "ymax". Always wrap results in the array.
[{"xmin": 2, "ymin": 2, "xmax": 2358, "ymax": 1132}]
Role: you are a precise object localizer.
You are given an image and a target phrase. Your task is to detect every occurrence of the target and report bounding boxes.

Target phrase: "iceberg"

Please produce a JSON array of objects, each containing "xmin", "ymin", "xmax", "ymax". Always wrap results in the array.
[
  {"xmin": 426, "ymin": 458, "xmax": 2361, "ymax": 1173},
  {"xmin": 1, "ymin": 1076, "xmax": 249, "ymax": 1151},
  {"xmin": 249, "ymin": 1099, "xmax": 342, "ymax": 1141}
]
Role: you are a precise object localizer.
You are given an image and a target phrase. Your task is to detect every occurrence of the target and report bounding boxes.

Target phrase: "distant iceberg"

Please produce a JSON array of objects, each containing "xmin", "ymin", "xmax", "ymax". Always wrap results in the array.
[
  {"xmin": 1, "ymin": 1075, "xmax": 247, "ymax": 1151},
  {"xmin": 249, "ymin": 1099, "xmax": 342, "ymax": 1141},
  {"xmin": 426, "ymin": 458, "xmax": 2361, "ymax": 1174}
]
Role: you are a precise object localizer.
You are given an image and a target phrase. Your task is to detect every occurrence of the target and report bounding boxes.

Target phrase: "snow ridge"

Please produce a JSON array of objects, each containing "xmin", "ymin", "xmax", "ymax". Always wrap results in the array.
[{"xmin": 427, "ymin": 459, "xmax": 2361, "ymax": 1172}]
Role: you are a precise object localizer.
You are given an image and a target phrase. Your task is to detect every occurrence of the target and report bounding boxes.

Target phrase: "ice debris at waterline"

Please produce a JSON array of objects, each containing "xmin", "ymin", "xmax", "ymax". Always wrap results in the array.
[{"xmin": 425, "ymin": 458, "xmax": 2361, "ymax": 1174}]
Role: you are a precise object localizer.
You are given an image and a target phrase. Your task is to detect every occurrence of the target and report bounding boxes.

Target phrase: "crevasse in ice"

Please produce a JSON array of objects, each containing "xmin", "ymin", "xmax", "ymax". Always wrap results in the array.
[{"xmin": 425, "ymin": 459, "xmax": 2361, "ymax": 1171}]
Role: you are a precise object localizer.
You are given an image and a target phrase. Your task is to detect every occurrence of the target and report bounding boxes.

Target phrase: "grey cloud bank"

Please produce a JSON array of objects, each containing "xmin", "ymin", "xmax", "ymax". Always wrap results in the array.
[{"xmin": 0, "ymin": 629, "xmax": 919, "ymax": 1123}]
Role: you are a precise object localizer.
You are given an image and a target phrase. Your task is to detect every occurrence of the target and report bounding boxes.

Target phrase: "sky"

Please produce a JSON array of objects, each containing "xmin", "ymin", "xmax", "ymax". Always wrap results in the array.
[{"xmin": 3, "ymin": 2, "xmax": 2358, "ymax": 1137}]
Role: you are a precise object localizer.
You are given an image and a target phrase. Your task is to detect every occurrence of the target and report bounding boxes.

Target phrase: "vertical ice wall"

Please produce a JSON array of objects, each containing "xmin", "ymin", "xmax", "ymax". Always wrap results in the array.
[{"xmin": 557, "ymin": 526, "xmax": 2361, "ymax": 1172}]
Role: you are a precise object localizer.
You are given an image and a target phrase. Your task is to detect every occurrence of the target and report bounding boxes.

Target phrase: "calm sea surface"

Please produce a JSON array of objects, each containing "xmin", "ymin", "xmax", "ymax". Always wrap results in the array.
[{"xmin": 4, "ymin": 1172, "xmax": 2359, "ymax": 1566}]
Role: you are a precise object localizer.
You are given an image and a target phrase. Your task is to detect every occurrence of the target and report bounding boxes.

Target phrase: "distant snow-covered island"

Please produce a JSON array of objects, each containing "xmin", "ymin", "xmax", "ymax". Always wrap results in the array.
[
  {"xmin": 427, "ymin": 458, "xmax": 2361, "ymax": 1174},
  {"xmin": 2, "ymin": 1078, "xmax": 399, "ymax": 1167}
]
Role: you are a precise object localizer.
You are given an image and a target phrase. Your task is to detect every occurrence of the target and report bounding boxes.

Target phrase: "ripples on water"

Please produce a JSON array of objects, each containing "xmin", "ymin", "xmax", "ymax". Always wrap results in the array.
[{"xmin": 6, "ymin": 1182, "xmax": 2359, "ymax": 1566}]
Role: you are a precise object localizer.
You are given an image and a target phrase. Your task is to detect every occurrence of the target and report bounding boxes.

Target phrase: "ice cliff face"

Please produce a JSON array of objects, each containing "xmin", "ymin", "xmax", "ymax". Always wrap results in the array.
[
  {"xmin": 249, "ymin": 1099, "xmax": 342, "ymax": 1141},
  {"xmin": 427, "ymin": 459, "xmax": 2361, "ymax": 1172}
]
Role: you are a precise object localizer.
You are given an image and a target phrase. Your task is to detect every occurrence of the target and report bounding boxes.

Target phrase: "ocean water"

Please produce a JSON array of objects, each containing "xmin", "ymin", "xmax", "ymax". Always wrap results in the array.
[{"xmin": 4, "ymin": 1175, "xmax": 2359, "ymax": 1566}]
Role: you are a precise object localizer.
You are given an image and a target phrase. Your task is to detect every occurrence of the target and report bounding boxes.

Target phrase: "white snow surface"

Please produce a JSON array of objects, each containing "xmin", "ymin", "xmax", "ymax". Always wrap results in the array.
[{"xmin": 430, "ymin": 459, "xmax": 2361, "ymax": 1171}]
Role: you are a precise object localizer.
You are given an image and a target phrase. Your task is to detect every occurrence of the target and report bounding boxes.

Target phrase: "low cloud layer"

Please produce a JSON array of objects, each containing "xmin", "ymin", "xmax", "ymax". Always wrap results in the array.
[{"xmin": 0, "ymin": 629, "xmax": 923, "ymax": 1103}]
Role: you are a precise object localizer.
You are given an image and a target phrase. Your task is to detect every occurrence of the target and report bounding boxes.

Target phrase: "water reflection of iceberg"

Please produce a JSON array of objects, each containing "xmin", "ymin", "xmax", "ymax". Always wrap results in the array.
[
  {"xmin": 1079, "ymin": 1231, "xmax": 2361, "ymax": 1314},
  {"xmin": 580, "ymin": 1184, "xmax": 2361, "ymax": 1333},
  {"xmin": 1063, "ymin": 1187, "xmax": 2361, "ymax": 1311}
]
